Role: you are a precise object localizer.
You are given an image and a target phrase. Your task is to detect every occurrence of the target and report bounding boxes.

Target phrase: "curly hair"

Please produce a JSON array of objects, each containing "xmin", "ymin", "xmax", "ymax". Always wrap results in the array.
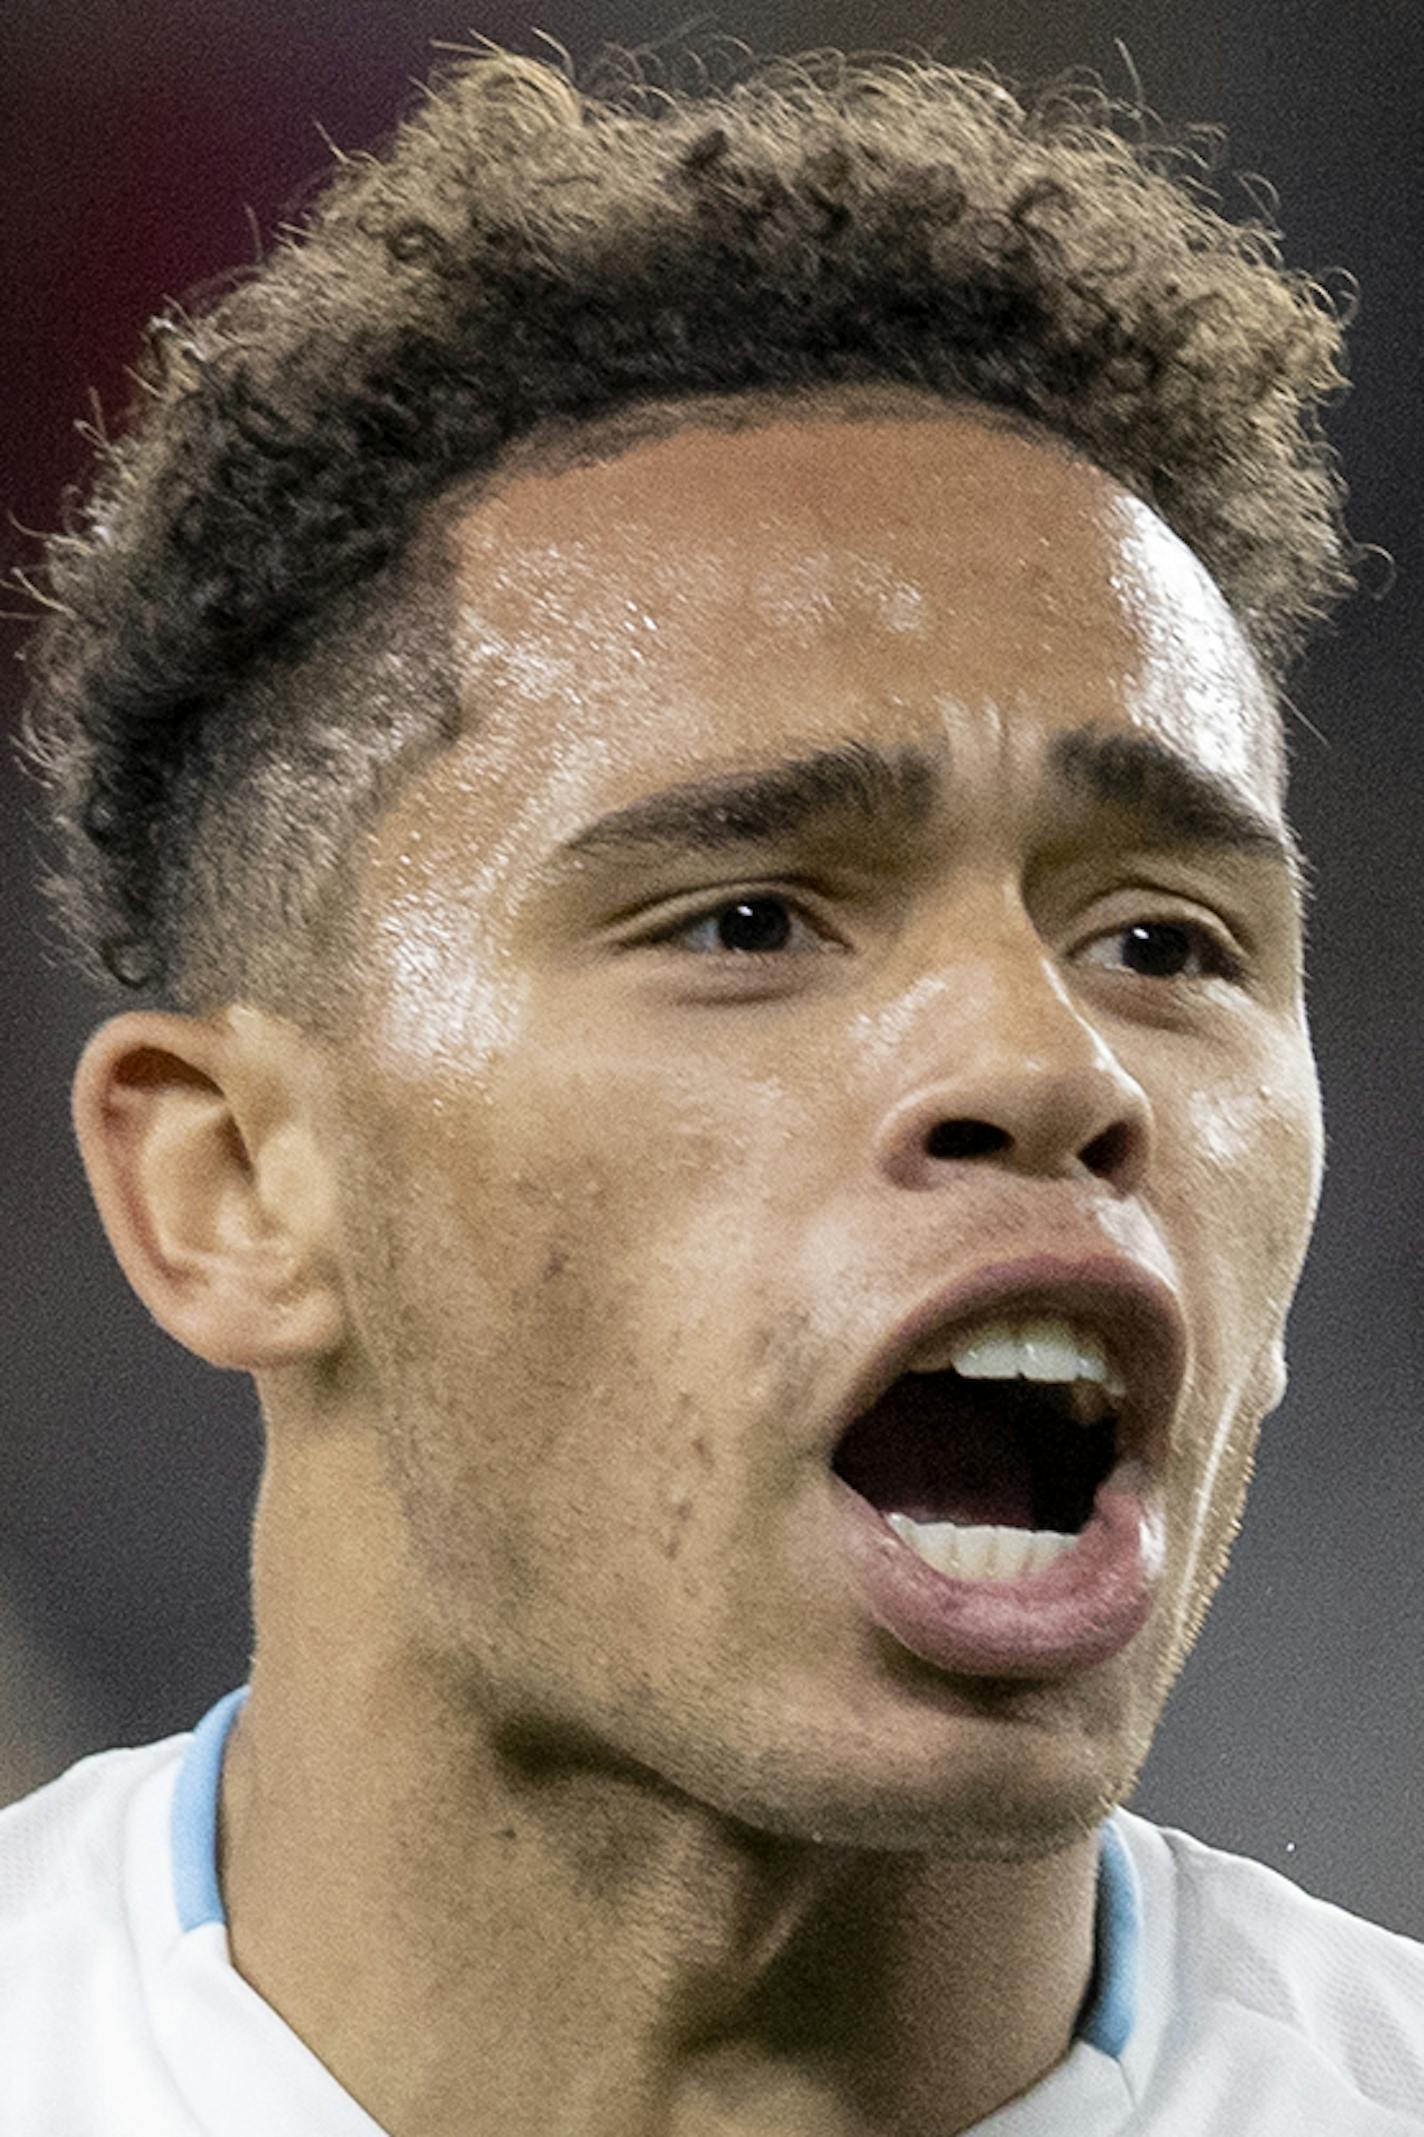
[{"xmin": 16, "ymin": 41, "xmax": 1362, "ymax": 1023}]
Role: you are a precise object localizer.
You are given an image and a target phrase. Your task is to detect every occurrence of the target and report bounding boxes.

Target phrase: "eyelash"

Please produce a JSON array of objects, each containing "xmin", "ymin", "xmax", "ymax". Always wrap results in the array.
[{"xmin": 647, "ymin": 892, "xmax": 1248, "ymax": 986}]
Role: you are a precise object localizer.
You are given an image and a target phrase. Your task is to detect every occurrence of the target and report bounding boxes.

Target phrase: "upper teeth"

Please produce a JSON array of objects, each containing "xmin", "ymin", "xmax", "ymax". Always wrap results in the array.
[{"xmin": 908, "ymin": 1312, "xmax": 1127, "ymax": 1400}]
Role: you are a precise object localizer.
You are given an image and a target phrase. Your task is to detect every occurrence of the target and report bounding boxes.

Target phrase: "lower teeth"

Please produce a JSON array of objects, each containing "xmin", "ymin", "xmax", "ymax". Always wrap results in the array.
[{"xmin": 886, "ymin": 1515, "xmax": 1077, "ymax": 1581}]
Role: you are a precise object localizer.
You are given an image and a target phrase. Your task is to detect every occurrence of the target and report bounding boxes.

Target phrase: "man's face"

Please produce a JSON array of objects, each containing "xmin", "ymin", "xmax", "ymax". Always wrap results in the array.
[{"xmin": 324, "ymin": 395, "xmax": 1322, "ymax": 1856}]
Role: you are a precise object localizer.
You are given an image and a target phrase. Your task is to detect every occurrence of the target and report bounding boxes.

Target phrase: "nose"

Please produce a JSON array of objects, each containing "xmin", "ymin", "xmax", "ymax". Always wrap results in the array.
[{"xmin": 870, "ymin": 952, "xmax": 1153, "ymax": 1198}]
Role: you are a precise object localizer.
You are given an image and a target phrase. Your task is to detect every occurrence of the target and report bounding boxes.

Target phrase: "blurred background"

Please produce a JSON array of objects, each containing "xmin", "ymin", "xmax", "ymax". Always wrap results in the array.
[{"xmin": 2, "ymin": 0, "xmax": 1420, "ymax": 1927}]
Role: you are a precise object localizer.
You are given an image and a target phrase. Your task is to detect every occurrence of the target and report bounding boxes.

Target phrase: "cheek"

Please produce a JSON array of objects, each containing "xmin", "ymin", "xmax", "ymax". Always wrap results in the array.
[
  {"xmin": 1178, "ymin": 1047, "xmax": 1322, "ymax": 1314},
  {"xmin": 340, "ymin": 1027, "xmax": 799, "ymax": 1530},
  {"xmin": 1161, "ymin": 1047, "xmax": 1321, "ymax": 1591}
]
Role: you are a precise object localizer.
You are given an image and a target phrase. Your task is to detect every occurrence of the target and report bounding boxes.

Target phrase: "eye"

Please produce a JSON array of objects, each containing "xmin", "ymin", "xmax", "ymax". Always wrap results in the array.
[
  {"xmin": 1080, "ymin": 917, "xmax": 1246, "ymax": 985},
  {"xmin": 656, "ymin": 894, "xmax": 829, "ymax": 958}
]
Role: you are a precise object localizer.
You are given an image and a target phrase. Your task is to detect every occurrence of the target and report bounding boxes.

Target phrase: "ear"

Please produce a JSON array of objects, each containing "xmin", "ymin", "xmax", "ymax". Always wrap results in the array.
[{"xmin": 71, "ymin": 1009, "xmax": 348, "ymax": 1372}]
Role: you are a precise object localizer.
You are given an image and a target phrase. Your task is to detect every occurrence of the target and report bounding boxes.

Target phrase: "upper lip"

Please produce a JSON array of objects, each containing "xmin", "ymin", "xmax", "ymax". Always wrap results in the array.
[{"xmin": 830, "ymin": 1251, "xmax": 1189, "ymax": 1479}]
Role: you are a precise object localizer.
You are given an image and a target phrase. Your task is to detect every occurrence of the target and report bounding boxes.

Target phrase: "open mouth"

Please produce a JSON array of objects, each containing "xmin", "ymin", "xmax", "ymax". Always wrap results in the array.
[
  {"xmin": 824, "ymin": 1267, "xmax": 1182, "ymax": 1671},
  {"xmin": 831, "ymin": 1370, "xmax": 1120, "ymax": 1577}
]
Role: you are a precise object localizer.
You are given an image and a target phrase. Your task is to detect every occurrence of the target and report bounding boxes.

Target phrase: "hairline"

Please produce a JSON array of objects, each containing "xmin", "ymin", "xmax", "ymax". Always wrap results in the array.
[{"xmin": 438, "ymin": 381, "xmax": 1094, "ymax": 517}]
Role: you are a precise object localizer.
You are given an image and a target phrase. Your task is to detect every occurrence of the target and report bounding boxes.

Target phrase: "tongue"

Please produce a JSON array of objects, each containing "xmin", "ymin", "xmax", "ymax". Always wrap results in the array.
[{"xmin": 834, "ymin": 1376, "xmax": 1038, "ymax": 1528}]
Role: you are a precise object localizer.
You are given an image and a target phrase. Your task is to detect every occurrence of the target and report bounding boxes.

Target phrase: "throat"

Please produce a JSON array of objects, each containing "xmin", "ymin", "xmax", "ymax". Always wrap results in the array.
[{"xmin": 833, "ymin": 1376, "xmax": 1037, "ymax": 1527}]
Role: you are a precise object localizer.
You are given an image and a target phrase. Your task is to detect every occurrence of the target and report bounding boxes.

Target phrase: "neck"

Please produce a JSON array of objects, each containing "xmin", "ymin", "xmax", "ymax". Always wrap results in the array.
[{"xmin": 219, "ymin": 1441, "xmax": 1100, "ymax": 2137}]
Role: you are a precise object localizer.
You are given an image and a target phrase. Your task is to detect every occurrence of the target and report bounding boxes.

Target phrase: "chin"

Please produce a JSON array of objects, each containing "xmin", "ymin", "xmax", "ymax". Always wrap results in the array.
[{"xmin": 694, "ymin": 1705, "xmax": 1139, "ymax": 1861}]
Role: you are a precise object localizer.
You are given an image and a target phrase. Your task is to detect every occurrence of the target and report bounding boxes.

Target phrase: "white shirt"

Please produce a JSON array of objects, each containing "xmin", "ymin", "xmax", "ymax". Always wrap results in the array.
[{"xmin": 2, "ymin": 1687, "xmax": 1421, "ymax": 2134}]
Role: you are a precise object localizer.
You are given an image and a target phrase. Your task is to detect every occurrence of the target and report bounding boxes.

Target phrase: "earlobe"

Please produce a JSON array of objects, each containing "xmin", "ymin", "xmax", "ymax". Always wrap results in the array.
[{"xmin": 71, "ymin": 1011, "xmax": 348, "ymax": 1372}]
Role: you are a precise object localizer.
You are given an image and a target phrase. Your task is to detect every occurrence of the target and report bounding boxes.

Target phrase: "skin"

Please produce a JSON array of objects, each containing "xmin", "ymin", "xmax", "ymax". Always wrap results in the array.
[{"xmin": 73, "ymin": 389, "xmax": 1324, "ymax": 2137}]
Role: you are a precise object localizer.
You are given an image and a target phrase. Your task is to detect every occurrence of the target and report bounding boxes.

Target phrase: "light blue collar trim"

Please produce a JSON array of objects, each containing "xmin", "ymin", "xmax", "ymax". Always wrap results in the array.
[
  {"xmin": 171, "ymin": 1685, "xmax": 249, "ymax": 1932},
  {"xmin": 1077, "ymin": 1814, "xmax": 1140, "ymax": 2057},
  {"xmin": 170, "ymin": 1685, "xmax": 1140, "ymax": 2060}
]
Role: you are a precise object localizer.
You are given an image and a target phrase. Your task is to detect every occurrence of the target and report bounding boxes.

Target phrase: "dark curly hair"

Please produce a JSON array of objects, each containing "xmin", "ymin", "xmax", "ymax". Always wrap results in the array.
[{"xmin": 16, "ymin": 42, "xmax": 1363, "ymax": 1024}]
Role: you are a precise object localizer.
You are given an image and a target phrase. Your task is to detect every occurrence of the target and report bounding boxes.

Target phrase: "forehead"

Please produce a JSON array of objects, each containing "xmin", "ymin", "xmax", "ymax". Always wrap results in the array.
[
  {"xmin": 436, "ymin": 399, "xmax": 1282, "ymax": 822},
  {"xmin": 356, "ymin": 401, "xmax": 1295, "ymax": 1005}
]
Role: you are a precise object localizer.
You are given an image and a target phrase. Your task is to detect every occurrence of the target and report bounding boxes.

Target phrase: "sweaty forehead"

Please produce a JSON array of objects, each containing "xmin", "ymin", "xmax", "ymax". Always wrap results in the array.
[
  {"xmin": 443, "ymin": 403, "xmax": 1282, "ymax": 802},
  {"xmin": 456, "ymin": 404, "xmax": 1114, "ymax": 624}
]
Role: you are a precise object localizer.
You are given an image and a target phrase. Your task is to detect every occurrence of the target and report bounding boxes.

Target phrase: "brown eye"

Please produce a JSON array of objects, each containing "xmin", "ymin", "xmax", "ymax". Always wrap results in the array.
[
  {"xmin": 1084, "ymin": 918, "xmax": 1245, "ymax": 984},
  {"xmin": 709, "ymin": 899, "xmax": 794, "ymax": 953},
  {"xmin": 665, "ymin": 896, "xmax": 824, "ymax": 956}
]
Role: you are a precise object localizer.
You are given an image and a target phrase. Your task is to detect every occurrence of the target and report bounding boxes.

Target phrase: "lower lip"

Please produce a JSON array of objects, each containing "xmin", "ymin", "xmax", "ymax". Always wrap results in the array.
[{"xmin": 833, "ymin": 1462, "xmax": 1165, "ymax": 1680}]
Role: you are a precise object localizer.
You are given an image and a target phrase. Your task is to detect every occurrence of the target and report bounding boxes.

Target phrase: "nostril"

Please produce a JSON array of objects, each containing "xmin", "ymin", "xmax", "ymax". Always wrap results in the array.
[
  {"xmin": 924, "ymin": 1119, "xmax": 1009, "ymax": 1161},
  {"xmin": 1082, "ymin": 1120, "xmax": 1135, "ymax": 1181}
]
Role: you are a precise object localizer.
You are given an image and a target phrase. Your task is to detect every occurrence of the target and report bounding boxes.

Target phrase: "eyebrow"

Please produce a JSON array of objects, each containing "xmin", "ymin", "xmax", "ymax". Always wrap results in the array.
[
  {"xmin": 1048, "ymin": 728, "xmax": 1312, "ymax": 908},
  {"xmin": 557, "ymin": 739, "xmax": 937, "ymax": 859},
  {"xmin": 548, "ymin": 728, "xmax": 1310, "ymax": 909}
]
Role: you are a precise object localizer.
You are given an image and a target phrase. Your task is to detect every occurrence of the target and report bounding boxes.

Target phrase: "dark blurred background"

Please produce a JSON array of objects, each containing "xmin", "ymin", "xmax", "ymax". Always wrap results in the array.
[{"xmin": 2, "ymin": 1, "xmax": 1420, "ymax": 1926}]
